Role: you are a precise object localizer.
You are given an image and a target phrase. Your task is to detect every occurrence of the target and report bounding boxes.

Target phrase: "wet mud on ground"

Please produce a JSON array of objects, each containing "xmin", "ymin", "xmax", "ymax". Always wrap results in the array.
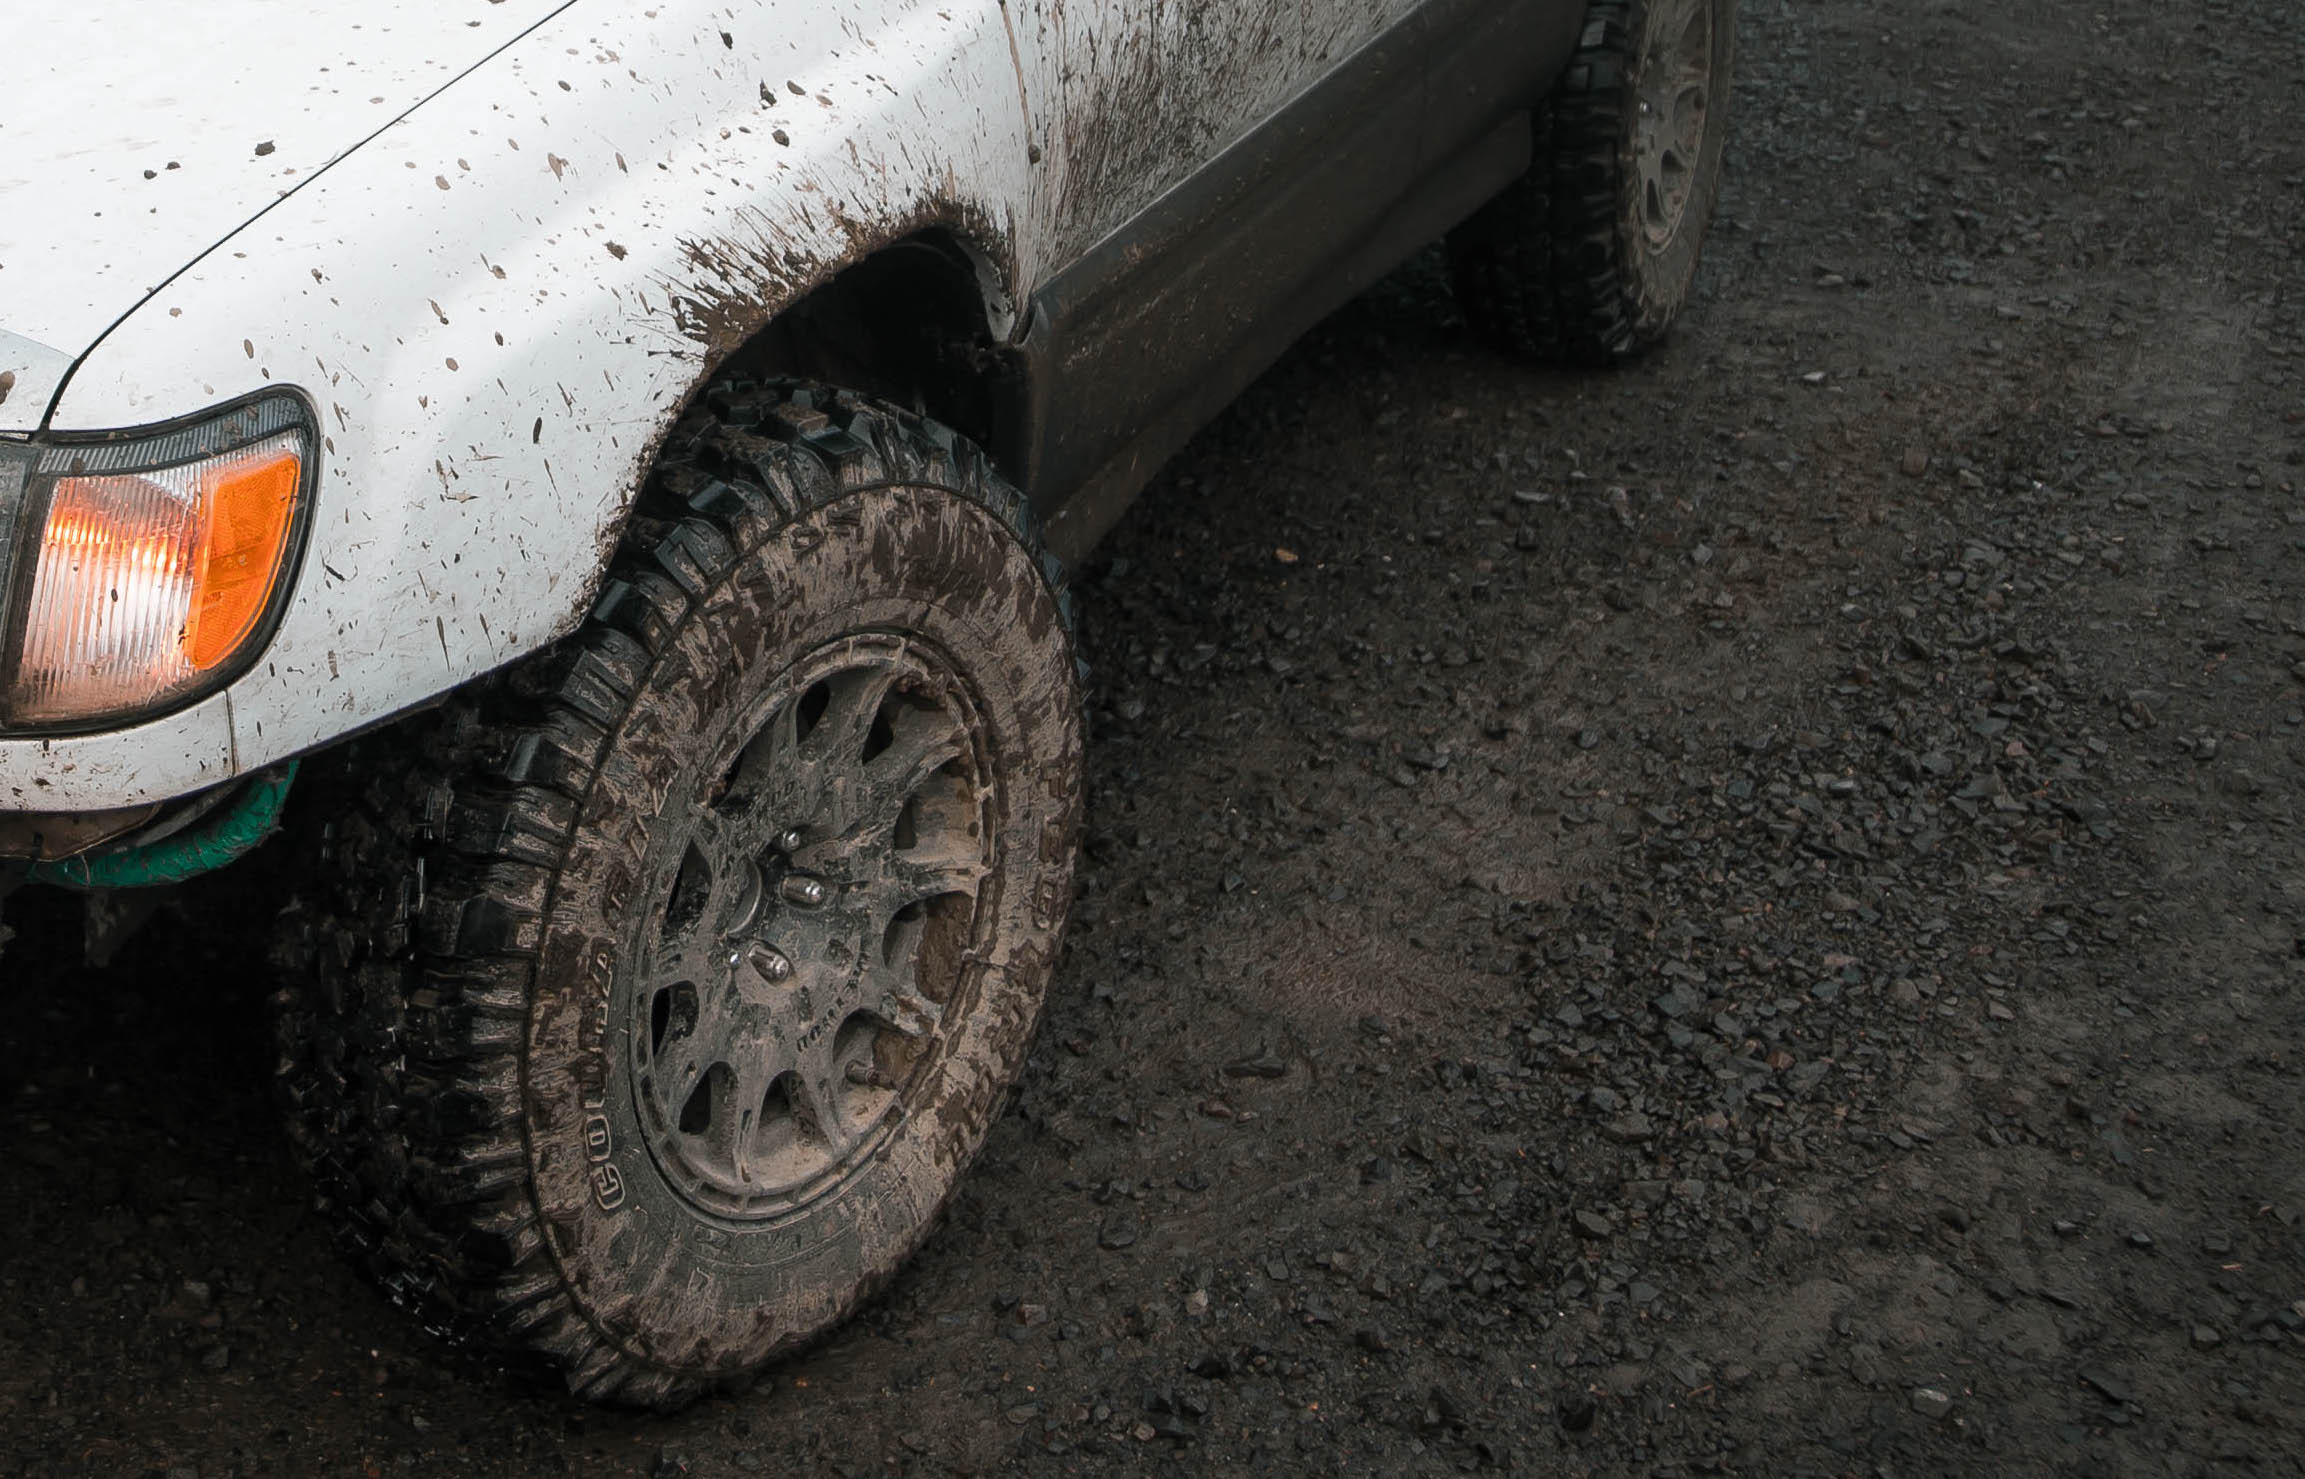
[{"xmin": 5, "ymin": 0, "xmax": 2305, "ymax": 1473}]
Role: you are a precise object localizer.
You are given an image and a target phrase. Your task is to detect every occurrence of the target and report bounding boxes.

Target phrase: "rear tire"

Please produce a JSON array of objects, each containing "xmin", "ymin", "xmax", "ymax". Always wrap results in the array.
[
  {"xmin": 270, "ymin": 381, "xmax": 1083, "ymax": 1408},
  {"xmin": 1448, "ymin": 0, "xmax": 1737, "ymax": 364}
]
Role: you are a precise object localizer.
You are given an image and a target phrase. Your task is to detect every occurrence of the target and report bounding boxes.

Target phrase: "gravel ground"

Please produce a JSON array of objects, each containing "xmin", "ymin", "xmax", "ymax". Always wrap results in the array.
[{"xmin": 6, "ymin": 1, "xmax": 2305, "ymax": 1474}]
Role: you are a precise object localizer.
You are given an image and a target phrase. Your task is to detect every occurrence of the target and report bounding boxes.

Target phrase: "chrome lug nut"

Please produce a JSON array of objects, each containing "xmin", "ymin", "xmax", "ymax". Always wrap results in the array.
[
  {"xmin": 780, "ymin": 874, "xmax": 830, "ymax": 907},
  {"xmin": 773, "ymin": 827, "xmax": 806, "ymax": 854},
  {"xmin": 746, "ymin": 942, "xmax": 794, "ymax": 983}
]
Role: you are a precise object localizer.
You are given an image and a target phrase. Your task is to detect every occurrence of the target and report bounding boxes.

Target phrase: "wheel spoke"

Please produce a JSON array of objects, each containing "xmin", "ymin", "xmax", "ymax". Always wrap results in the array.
[
  {"xmin": 800, "ymin": 663, "xmax": 901, "ymax": 770},
  {"xmin": 875, "ymin": 899, "xmax": 928, "ymax": 979},
  {"xmin": 656, "ymin": 1042, "xmax": 712, "ymax": 1122},
  {"xmin": 694, "ymin": 1064, "xmax": 747, "ymax": 1172},
  {"xmin": 848, "ymin": 706, "xmax": 969, "ymax": 835},
  {"xmin": 640, "ymin": 957, "xmax": 747, "ymax": 1097},
  {"xmin": 792, "ymin": 1031, "xmax": 855, "ymax": 1147},
  {"xmin": 683, "ymin": 800, "xmax": 728, "ymax": 855},
  {"xmin": 880, "ymin": 841, "xmax": 990, "ymax": 914},
  {"xmin": 658, "ymin": 837, "xmax": 718, "ymax": 948},
  {"xmin": 695, "ymin": 971, "xmax": 752, "ymax": 1048},
  {"xmin": 643, "ymin": 941, "xmax": 700, "ymax": 992},
  {"xmin": 712, "ymin": 990, "xmax": 810, "ymax": 1170},
  {"xmin": 719, "ymin": 1053, "xmax": 784, "ymax": 1184},
  {"xmin": 1670, "ymin": 1, "xmax": 1707, "ymax": 65},
  {"xmin": 1670, "ymin": 84, "xmax": 1707, "ymax": 155},
  {"xmin": 732, "ymin": 663, "xmax": 906, "ymax": 838},
  {"xmin": 723, "ymin": 695, "xmax": 803, "ymax": 811},
  {"xmin": 874, "ymin": 987, "xmax": 943, "ymax": 1040}
]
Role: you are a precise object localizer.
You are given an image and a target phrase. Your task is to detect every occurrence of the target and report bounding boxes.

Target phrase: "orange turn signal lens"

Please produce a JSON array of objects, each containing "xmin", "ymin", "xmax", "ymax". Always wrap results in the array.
[
  {"xmin": 8, "ymin": 427, "xmax": 306, "ymax": 726},
  {"xmin": 185, "ymin": 444, "xmax": 300, "ymax": 672}
]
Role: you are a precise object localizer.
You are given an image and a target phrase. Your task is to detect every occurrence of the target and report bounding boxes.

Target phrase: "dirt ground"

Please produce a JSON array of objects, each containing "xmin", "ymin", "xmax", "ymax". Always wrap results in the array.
[{"xmin": 6, "ymin": 0, "xmax": 2305, "ymax": 1473}]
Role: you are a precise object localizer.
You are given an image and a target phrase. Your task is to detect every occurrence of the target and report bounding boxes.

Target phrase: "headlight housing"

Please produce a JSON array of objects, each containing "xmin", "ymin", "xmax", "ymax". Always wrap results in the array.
[{"xmin": 0, "ymin": 392, "xmax": 316, "ymax": 731}]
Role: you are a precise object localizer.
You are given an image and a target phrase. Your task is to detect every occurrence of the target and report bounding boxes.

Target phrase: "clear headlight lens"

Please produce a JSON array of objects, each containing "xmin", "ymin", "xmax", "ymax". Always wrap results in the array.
[{"xmin": 2, "ymin": 395, "xmax": 314, "ymax": 730}]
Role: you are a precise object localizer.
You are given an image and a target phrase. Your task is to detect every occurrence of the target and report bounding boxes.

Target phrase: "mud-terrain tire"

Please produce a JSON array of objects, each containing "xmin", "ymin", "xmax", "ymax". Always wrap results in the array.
[
  {"xmin": 270, "ymin": 381, "xmax": 1083, "ymax": 1409},
  {"xmin": 1448, "ymin": 0, "xmax": 1736, "ymax": 364}
]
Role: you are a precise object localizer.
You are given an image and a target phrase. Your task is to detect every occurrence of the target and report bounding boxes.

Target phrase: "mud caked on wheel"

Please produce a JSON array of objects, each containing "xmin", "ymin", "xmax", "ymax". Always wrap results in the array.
[
  {"xmin": 270, "ymin": 382, "xmax": 1082, "ymax": 1407},
  {"xmin": 1449, "ymin": 0, "xmax": 1737, "ymax": 363}
]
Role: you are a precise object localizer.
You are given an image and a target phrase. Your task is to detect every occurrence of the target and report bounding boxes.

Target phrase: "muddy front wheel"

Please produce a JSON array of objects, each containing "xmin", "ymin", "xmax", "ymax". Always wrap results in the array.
[{"xmin": 271, "ymin": 381, "xmax": 1083, "ymax": 1407}]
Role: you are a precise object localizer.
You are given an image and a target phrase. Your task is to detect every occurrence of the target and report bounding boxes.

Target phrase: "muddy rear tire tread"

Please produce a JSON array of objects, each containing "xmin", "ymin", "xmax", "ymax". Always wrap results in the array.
[
  {"xmin": 1448, "ymin": 0, "xmax": 1732, "ymax": 365},
  {"xmin": 271, "ymin": 380, "xmax": 1071, "ymax": 1408},
  {"xmin": 1449, "ymin": 3, "xmax": 1644, "ymax": 364}
]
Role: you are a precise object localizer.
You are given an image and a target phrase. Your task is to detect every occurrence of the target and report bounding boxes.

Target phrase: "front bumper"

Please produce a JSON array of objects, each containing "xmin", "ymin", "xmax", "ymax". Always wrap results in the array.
[
  {"xmin": 0, "ymin": 669, "xmax": 242, "ymax": 814},
  {"xmin": 14, "ymin": 763, "xmax": 293, "ymax": 884},
  {"xmin": 0, "ymin": 799, "xmax": 162, "ymax": 861}
]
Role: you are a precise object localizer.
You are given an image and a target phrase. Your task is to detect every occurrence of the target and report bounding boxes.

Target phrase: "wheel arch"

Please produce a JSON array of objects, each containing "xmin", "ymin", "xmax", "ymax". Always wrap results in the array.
[{"xmin": 681, "ymin": 224, "xmax": 1034, "ymax": 492}]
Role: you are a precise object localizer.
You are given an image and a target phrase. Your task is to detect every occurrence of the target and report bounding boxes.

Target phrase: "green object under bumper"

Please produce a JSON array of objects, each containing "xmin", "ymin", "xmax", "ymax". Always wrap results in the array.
[{"xmin": 23, "ymin": 763, "xmax": 299, "ymax": 890}]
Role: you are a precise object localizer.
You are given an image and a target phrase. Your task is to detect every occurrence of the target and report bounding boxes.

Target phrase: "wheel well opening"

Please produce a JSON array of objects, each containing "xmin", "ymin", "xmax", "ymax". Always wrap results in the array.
[{"xmin": 716, "ymin": 231, "xmax": 1027, "ymax": 483}]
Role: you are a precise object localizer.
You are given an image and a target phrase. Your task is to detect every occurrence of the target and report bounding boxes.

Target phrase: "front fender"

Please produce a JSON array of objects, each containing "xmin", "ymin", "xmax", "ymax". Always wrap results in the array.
[{"xmin": 7, "ymin": 0, "xmax": 1035, "ymax": 813}]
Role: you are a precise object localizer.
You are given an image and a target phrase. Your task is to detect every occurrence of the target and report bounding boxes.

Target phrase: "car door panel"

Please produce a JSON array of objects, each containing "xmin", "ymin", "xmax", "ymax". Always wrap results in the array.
[
  {"xmin": 1001, "ymin": 0, "xmax": 1415, "ymax": 534},
  {"xmin": 1012, "ymin": 9, "xmax": 1438, "ymax": 559},
  {"xmin": 1025, "ymin": 108, "xmax": 1532, "ymax": 562},
  {"xmin": 1014, "ymin": 1, "xmax": 1590, "ymax": 559},
  {"xmin": 1423, "ymin": 0, "xmax": 1587, "ymax": 172},
  {"xmin": 1015, "ymin": 0, "xmax": 1320, "ymax": 271}
]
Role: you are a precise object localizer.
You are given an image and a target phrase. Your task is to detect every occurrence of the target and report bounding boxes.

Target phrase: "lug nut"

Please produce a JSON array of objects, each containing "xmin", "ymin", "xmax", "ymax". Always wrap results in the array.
[
  {"xmin": 746, "ymin": 942, "xmax": 794, "ymax": 983},
  {"xmin": 781, "ymin": 874, "xmax": 829, "ymax": 907},
  {"xmin": 773, "ymin": 827, "xmax": 806, "ymax": 854}
]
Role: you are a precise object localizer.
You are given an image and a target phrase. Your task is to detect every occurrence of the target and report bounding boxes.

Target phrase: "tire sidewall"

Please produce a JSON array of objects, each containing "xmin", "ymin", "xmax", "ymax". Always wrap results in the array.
[{"xmin": 524, "ymin": 481, "xmax": 1079, "ymax": 1378}]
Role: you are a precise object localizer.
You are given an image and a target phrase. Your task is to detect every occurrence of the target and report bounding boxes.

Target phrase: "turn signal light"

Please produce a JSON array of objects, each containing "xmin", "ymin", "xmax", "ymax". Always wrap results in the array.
[
  {"xmin": 4, "ymin": 400, "xmax": 312, "ymax": 729},
  {"xmin": 184, "ymin": 442, "xmax": 301, "ymax": 671}
]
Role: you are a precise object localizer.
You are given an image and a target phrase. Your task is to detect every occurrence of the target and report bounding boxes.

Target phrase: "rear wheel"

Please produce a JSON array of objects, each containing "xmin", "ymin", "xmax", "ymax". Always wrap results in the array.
[
  {"xmin": 271, "ymin": 381, "xmax": 1082, "ymax": 1407},
  {"xmin": 1448, "ymin": 0, "xmax": 1737, "ymax": 363}
]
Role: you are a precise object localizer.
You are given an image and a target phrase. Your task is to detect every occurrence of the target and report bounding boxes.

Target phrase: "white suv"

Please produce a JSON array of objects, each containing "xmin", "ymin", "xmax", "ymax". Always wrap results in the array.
[{"xmin": 0, "ymin": 0, "xmax": 1734, "ymax": 1405}]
